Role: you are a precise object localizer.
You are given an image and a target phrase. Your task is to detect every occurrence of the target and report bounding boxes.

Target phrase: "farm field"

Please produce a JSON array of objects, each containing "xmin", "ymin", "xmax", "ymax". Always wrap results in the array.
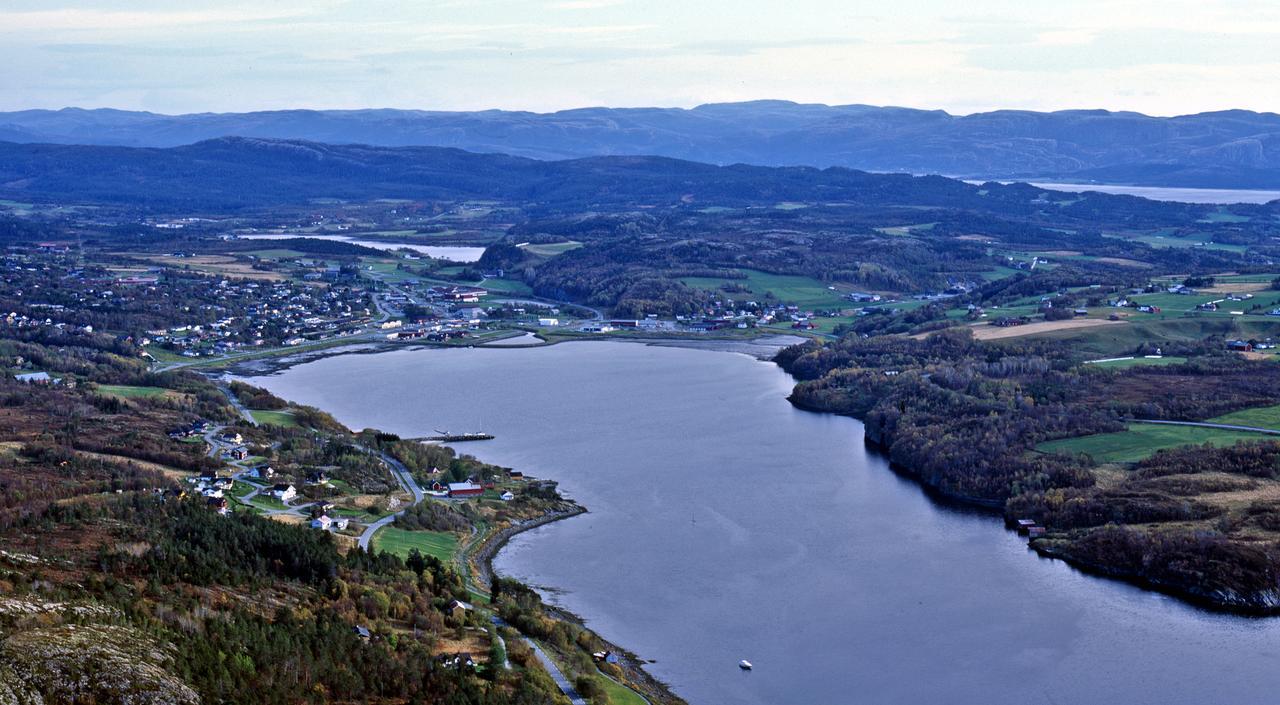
[
  {"xmin": 967, "ymin": 317, "xmax": 1125, "ymax": 341},
  {"xmin": 371, "ymin": 526, "xmax": 460, "ymax": 562},
  {"xmin": 679, "ymin": 269, "xmax": 851, "ymax": 309},
  {"xmin": 1038, "ymin": 422, "xmax": 1271, "ymax": 463},
  {"xmin": 478, "ymin": 278, "xmax": 534, "ymax": 296},
  {"xmin": 1207, "ymin": 404, "xmax": 1280, "ymax": 431},
  {"xmin": 139, "ymin": 254, "xmax": 286, "ymax": 281},
  {"xmin": 250, "ymin": 409, "xmax": 299, "ymax": 427},
  {"xmin": 519, "ymin": 241, "xmax": 582, "ymax": 257},
  {"xmin": 1084, "ymin": 356, "xmax": 1188, "ymax": 369},
  {"xmin": 95, "ymin": 384, "xmax": 174, "ymax": 399}
]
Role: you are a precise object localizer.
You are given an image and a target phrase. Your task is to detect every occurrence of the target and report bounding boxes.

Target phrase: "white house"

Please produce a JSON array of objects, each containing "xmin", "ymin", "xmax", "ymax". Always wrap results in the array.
[
  {"xmin": 538, "ymin": 317, "xmax": 560, "ymax": 327},
  {"xmin": 272, "ymin": 484, "xmax": 297, "ymax": 502},
  {"xmin": 311, "ymin": 515, "xmax": 332, "ymax": 530},
  {"xmin": 500, "ymin": 491, "xmax": 515, "ymax": 501}
]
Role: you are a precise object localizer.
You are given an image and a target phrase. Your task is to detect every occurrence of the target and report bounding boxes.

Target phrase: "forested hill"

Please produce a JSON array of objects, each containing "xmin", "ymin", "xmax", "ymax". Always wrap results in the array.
[
  {"xmin": 0, "ymin": 137, "xmax": 1242, "ymax": 220},
  {"xmin": 3, "ymin": 103, "xmax": 1280, "ymax": 187}
]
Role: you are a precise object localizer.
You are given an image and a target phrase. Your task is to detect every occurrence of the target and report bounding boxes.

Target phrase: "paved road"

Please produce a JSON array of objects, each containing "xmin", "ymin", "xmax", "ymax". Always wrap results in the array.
[
  {"xmin": 492, "ymin": 616, "xmax": 586, "ymax": 705},
  {"xmin": 220, "ymin": 385, "xmax": 259, "ymax": 426},
  {"xmin": 356, "ymin": 449, "xmax": 426, "ymax": 550},
  {"xmin": 1134, "ymin": 419, "xmax": 1280, "ymax": 435}
]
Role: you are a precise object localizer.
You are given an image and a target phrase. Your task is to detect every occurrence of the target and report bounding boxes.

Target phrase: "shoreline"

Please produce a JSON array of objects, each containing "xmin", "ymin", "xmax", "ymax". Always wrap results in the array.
[
  {"xmin": 224, "ymin": 342, "xmax": 693, "ymax": 703},
  {"xmin": 468, "ymin": 508, "xmax": 686, "ymax": 705},
  {"xmin": 786, "ymin": 384, "xmax": 1280, "ymax": 617},
  {"xmin": 218, "ymin": 330, "xmax": 806, "ymax": 376}
]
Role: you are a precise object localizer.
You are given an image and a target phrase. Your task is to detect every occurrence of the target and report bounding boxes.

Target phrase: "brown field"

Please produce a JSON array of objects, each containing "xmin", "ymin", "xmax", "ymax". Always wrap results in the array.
[
  {"xmin": 76, "ymin": 451, "xmax": 197, "ymax": 481},
  {"xmin": 433, "ymin": 629, "xmax": 490, "ymax": 662},
  {"xmin": 269, "ymin": 514, "xmax": 306, "ymax": 525},
  {"xmin": 1204, "ymin": 282, "xmax": 1270, "ymax": 294},
  {"xmin": 137, "ymin": 255, "xmax": 287, "ymax": 281},
  {"xmin": 956, "ymin": 234, "xmax": 994, "ymax": 242},
  {"xmin": 1094, "ymin": 257, "xmax": 1151, "ymax": 268},
  {"xmin": 967, "ymin": 318, "xmax": 1127, "ymax": 341}
]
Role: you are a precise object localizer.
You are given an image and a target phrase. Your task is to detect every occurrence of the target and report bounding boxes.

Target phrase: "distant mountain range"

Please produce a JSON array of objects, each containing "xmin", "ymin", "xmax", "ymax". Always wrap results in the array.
[
  {"xmin": 3, "ymin": 102, "xmax": 1280, "ymax": 188},
  {"xmin": 0, "ymin": 137, "xmax": 1229, "ymax": 222}
]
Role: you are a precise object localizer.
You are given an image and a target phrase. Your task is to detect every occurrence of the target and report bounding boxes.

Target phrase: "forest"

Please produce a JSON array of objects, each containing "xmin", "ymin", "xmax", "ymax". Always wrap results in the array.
[{"xmin": 777, "ymin": 328, "xmax": 1280, "ymax": 610}]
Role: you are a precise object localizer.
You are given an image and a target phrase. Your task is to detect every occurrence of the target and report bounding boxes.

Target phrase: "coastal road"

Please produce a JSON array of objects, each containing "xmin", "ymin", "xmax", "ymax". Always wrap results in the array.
[
  {"xmin": 492, "ymin": 616, "xmax": 586, "ymax": 705},
  {"xmin": 1133, "ymin": 419, "xmax": 1280, "ymax": 435}
]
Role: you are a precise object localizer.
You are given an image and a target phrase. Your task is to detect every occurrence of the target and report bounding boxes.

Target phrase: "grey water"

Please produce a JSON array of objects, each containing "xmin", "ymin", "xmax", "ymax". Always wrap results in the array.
[
  {"xmin": 236, "ymin": 233, "xmax": 485, "ymax": 261},
  {"xmin": 238, "ymin": 341, "xmax": 1280, "ymax": 705},
  {"xmin": 1026, "ymin": 182, "xmax": 1280, "ymax": 204}
]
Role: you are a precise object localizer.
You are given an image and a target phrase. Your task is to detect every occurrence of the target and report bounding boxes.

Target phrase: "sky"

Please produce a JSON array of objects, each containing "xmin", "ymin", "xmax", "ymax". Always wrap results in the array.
[{"xmin": 1, "ymin": 0, "xmax": 1278, "ymax": 116}]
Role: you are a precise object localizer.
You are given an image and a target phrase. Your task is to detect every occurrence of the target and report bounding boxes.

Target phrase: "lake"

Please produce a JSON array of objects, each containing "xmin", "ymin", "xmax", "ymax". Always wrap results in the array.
[
  {"xmin": 237, "ymin": 341, "xmax": 1280, "ymax": 705},
  {"xmin": 237, "ymin": 233, "xmax": 485, "ymax": 261},
  {"xmin": 1027, "ymin": 183, "xmax": 1280, "ymax": 204}
]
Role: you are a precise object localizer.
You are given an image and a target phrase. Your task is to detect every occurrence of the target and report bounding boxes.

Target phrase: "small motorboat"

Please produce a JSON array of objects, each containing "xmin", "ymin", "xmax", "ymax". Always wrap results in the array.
[{"xmin": 738, "ymin": 660, "xmax": 753, "ymax": 671}]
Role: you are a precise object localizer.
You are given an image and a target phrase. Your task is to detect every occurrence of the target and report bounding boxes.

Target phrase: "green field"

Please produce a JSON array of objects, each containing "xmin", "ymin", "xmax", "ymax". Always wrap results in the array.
[
  {"xmin": 246, "ymin": 248, "xmax": 307, "ymax": 259},
  {"xmin": 1208, "ymin": 404, "xmax": 1280, "ymax": 431},
  {"xmin": 1084, "ymin": 356, "xmax": 1188, "ymax": 369},
  {"xmin": 142, "ymin": 345, "xmax": 188, "ymax": 363},
  {"xmin": 479, "ymin": 278, "xmax": 534, "ymax": 296},
  {"xmin": 680, "ymin": 269, "xmax": 851, "ymax": 309},
  {"xmin": 370, "ymin": 526, "xmax": 460, "ymax": 562},
  {"xmin": 595, "ymin": 674, "xmax": 647, "ymax": 705},
  {"xmin": 250, "ymin": 409, "xmax": 299, "ymax": 428},
  {"xmin": 519, "ymin": 241, "xmax": 583, "ymax": 257},
  {"xmin": 1038, "ymin": 422, "xmax": 1271, "ymax": 463},
  {"xmin": 250, "ymin": 495, "xmax": 287, "ymax": 511},
  {"xmin": 96, "ymin": 384, "xmax": 173, "ymax": 398}
]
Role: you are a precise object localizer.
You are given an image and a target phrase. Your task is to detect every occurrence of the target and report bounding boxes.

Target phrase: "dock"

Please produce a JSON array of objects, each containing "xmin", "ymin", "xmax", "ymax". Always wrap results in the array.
[{"xmin": 411, "ymin": 433, "xmax": 495, "ymax": 443}]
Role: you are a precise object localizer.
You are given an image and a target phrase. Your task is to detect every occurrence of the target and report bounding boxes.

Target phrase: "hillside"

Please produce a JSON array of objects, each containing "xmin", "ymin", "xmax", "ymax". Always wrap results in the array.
[
  {"xmin": 3, "ymin": 103, "xmax": 1280, "ymax": 187},
  {"xmin": 0, "ymin": 137, "xmax": 1244, "ymax": 216}
]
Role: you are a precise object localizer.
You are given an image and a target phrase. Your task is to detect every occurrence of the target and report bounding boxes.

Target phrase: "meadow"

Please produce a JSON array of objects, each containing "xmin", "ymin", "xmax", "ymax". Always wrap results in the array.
[
  {"xmin": 370, "ymin": 525, "xmax": 460, "ymax": 562},
  {"xmin": 1038, "ymin": 422, "xmax": 1271, "ymax": 463}
]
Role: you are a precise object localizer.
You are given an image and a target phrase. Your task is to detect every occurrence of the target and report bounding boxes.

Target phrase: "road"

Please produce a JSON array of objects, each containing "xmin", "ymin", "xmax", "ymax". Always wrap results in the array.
[
  {"xmin": 220, "ymin": 384, "xmax": 259, "ymax": 426},
  {"xmin": 356, "ymin": 449, "xmax": 426, "ymax": 550},
  {"xmin": 1134, "ymin": 419, "xmax": 1280, "ymax": 435},
  {"xmin": 492, "ymin": 616, "xmax": 586, "ymax": 705}
]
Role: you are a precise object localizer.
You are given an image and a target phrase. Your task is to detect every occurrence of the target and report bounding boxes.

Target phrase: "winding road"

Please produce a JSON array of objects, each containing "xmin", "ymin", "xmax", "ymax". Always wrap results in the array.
[
  {"xmin": 492, "ymin": 616, "xmax": 587, "ymax": 705},
  {"xmin": 356, "ymin": 449, "xmax": 426, "ymax": 550}
]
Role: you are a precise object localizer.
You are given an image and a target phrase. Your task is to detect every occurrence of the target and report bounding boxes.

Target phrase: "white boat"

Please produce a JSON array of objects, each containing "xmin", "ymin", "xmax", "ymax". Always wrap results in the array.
[{"xmin": 739, "ymin": 660, "xmax": 752, "ymax": 670}]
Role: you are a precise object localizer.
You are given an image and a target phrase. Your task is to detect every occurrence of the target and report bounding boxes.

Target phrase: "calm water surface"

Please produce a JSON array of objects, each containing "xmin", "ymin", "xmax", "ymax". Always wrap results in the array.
[
  {"xmin": 237, "ymin": 233, "xmax": 485, "ymax": 261},
  {"xmin": 239, "ymin": 342, "xmax": 1280, "ymax": 705},
  {"xmin": 1027, "ymin": 183, "xmax": 1280, "ymax": 204}
]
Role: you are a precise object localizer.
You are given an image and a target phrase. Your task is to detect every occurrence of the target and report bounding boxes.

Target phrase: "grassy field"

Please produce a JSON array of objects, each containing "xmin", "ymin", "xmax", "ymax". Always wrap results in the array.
[
  {"xmin": 250, "ymin": 409, "xmax": 299, "ymax": 428},
  {"xmin": 519, "ymin": 241, "xmax": 582, "ymax": 257},
  {"xmin": 479, "ymin": 278, "xmax": 534, "ymax": 296},
  {"xmin": 370, "ymin": 526, "xmax": 460, "ymax": 562},
  {"xmin": 596, "ymin": 675, "xmax": 648, "ymax": 705},
  {"xmin": 250, "ymin": 495, "xmax": 288, "ymax": 511},
  {"xmin": 142, "ymin": 345, "xmax": 188, "ymax": 363},
  {"xmin": 1208, "ymin": 404, "xmax": 1280, "ymax": 431},
  {"xmin": 679, "ymin": 269, "xmax": 850, "ymax": 309},
  {"xmin": 95, "ymin": 384, "xmax": 173, "ymax": 399},
  {"xmin": 1038, "ymin": 422, "xmax": 1271, "ymax": 463},
  {"xmin": 1084, "ymin": 356, "xmax": 1188, "ymax": 369}
]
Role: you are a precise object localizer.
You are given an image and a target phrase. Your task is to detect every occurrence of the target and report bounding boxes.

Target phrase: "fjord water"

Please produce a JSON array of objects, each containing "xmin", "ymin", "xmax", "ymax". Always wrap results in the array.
[{"xmin": 241, "ymin": 342, "xmax": 1280, "ymax": 705}]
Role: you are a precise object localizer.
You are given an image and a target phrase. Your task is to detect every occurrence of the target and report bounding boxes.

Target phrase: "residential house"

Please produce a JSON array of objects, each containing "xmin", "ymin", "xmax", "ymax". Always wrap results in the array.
[
  {"xmin": 445, "ymin": 600, "xmax": 472, "ymax": 619},
  {"xmin": 272, "ymin": 484, "xmax": 297, "ymax": 502}
]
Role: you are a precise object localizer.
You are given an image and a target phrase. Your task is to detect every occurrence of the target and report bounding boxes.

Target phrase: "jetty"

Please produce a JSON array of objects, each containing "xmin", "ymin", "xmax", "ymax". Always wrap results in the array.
[{"xmin": 411, "ymin": 432, "xmax": 495, "ymax": 443}]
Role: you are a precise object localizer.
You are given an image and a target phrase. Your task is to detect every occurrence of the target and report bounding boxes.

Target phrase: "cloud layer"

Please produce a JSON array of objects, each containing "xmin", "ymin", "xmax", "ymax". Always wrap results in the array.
[{"xmin": 1, "ymin": 0, "xmax": 1277, "ymax": 115}]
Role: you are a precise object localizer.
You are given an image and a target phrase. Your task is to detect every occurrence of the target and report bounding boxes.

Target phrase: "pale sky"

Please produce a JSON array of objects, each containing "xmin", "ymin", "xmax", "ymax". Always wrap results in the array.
[{"xmin": 1, "ymin": 0, "xmax": 1278, "ymax": 116}]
